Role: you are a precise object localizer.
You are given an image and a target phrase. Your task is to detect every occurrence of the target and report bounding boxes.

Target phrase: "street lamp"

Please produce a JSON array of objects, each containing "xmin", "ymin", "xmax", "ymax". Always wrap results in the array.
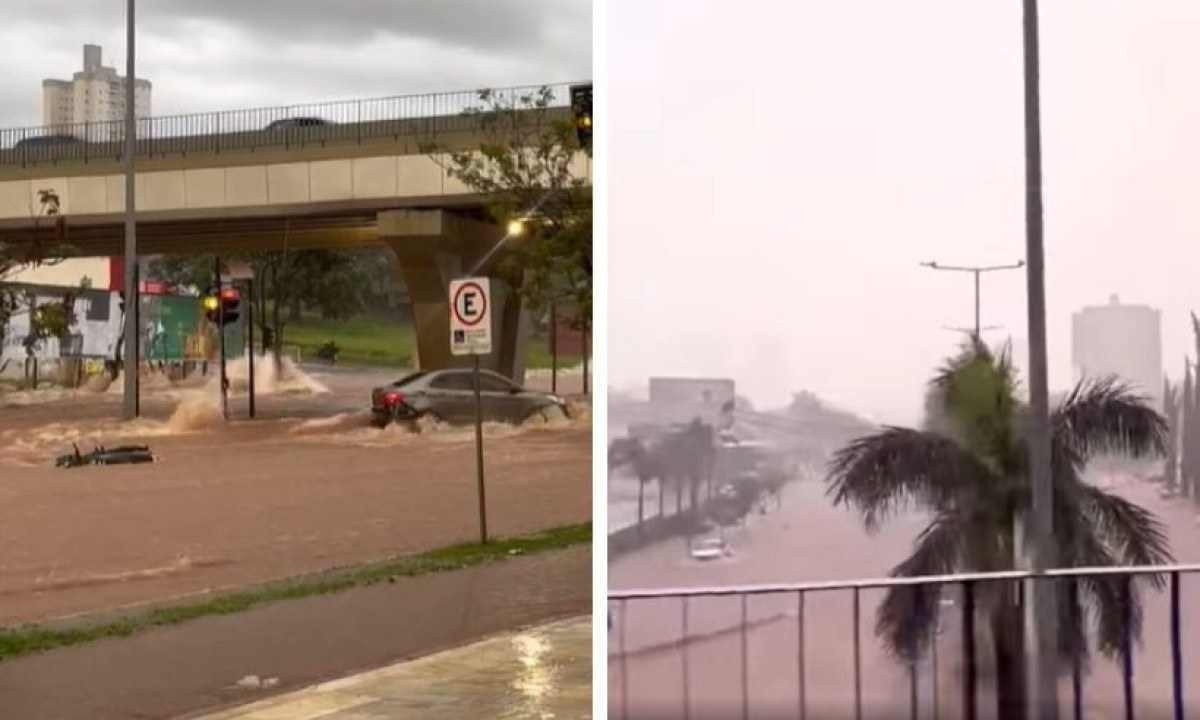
[
  {"xmin": 1020, "ymin": 0, "xmax": 1058, "ymax": 716},
  {"xmin": 506, "ymin": 218, "xmax": 526, "ymax": 237},
  {"xmin": 121, "ymin": 0, "xmax": 139, "ymax": 419},
  {"xmin": 920, "ymin": 260, "xmax": 1024, "ymax": 340}
]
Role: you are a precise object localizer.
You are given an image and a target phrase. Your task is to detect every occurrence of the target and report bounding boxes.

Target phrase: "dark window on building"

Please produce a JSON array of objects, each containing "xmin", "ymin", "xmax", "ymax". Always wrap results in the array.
[{"xmin": 86, "ymin": 293, "xmax": 111, "ymax": 321}]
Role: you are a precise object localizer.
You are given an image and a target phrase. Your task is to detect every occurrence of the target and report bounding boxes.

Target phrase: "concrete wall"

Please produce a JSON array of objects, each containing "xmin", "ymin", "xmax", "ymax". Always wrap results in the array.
[{"xmin": 0, "ymin": 151, "xmax": 591, "ymax": 220}]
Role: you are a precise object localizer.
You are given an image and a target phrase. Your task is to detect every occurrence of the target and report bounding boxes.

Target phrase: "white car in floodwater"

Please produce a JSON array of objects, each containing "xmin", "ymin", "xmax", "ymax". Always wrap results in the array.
[{"xmin": 689, "ymin": 536, "xmax": 731, "ymax": 561}]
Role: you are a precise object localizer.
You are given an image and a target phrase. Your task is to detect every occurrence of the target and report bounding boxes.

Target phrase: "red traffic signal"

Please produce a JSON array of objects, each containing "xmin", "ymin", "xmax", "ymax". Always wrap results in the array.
[{"xmin": 204, "ymin": 287, "xmax": 241, "ymax": 324}]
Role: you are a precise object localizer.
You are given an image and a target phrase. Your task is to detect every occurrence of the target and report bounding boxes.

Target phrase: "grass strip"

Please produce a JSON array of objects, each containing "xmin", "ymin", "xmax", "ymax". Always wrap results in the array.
[
  {"xmin": 0, "ymin": 522, "xmax": 590, "ymax": 662},
  {"xmin": 286, "ymin": 316, "xmax": 581, "ymax": 370}
]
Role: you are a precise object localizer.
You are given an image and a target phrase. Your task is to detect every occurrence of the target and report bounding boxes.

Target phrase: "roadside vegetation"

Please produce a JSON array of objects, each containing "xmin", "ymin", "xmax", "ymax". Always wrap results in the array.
[
  {"xmin": 0, "ymin": 523, "xmax": 590, "ymax": 662},
  {"xmin": 286, "ymin": 314, "xmax": 581, "ymax": 371}
]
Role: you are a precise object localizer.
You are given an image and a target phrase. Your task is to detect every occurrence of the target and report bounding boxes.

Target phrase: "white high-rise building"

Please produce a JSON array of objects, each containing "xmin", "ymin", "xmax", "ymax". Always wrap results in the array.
[
  {"xmin": 42, "ymin": 44, "xmax": 151, "ymax": 133},
  {"xmin": 1072, "ymin": 294, "xmax": 1163, "ymax": 407}
]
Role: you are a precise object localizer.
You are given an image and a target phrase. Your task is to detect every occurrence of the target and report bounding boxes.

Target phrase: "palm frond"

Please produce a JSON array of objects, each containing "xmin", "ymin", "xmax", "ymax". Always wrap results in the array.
[
  {"xmin": 1076, "ymin": 484, "xmax": 1173, "ymax": 583},
  {"xmin": 875, "ymin": 511, "xmax": 966, "ymax": 659},
  {"xmin": 1080, "ymin": 544, "xmax": 1142, "ymax": 657},
  {"xmin": 1052, "ymin": 377, "xmax": 1167, "ymax": 466},
  {"xmin": 825, "ymin": 427, "xmax": 999, "ymax": 531},
  {"xmin": 930, "ymin": 338, "xmax": 991, "ymax": 391}
]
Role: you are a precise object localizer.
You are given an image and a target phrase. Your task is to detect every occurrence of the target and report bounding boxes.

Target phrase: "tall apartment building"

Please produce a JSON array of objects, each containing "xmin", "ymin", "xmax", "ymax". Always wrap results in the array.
[
  {"xmin": 42, "ymin": 44, "xmax": 151, "ymax": 132},
  {"xmin": 1071, "ymin": 294, "xmax": 1163, "ymax": 407}
]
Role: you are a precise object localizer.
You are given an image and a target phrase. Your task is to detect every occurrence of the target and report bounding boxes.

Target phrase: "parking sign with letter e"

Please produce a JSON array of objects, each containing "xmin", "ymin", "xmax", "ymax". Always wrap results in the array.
[{"xmin": 449, "ymin": 277, "xmax": 493, "ymax": 356}]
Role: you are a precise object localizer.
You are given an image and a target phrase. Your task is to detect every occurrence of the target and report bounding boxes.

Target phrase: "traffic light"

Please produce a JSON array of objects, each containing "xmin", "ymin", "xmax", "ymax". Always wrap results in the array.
[
  {"xmin": 202, "ymin": 292, "xmax": 220, "ymax": 323},
  {"xmin": 220, "ymin": 287, "xmax": 240, "ymax": 325},
  {"xmin": 570, "ymin": 83, "xmax": 592, "ymax": 152},
  {"xmin": 203, "ymin": 287, "xmax": 240, "ymax": 324}
]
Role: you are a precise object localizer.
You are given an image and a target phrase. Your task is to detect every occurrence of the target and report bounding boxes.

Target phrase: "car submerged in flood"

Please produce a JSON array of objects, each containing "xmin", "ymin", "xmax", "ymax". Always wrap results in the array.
[{"xmin": 370, "ymin": 368, "xmax": 569, "ymax": 427}]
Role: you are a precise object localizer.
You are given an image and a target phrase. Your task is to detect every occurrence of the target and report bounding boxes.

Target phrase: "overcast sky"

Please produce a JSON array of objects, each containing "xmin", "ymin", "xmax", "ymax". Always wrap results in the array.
[
  {"xmin": 0, "ymin": 0, "xmax": 590, "ymax": 128},
  {"xmin": 609, "ymin": 0, "xmax": 1200, "ymax": 425}
]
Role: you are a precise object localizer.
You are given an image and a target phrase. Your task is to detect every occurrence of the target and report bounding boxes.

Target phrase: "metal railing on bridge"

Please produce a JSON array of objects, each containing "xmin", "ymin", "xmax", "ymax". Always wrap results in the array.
[
  {"xmin": 0, "ymin": 82, "xmax": 582, "ymax": 168},
  {"xmin": 609, "ymin": 563, "xmax": 1200, "ymax": 720}
]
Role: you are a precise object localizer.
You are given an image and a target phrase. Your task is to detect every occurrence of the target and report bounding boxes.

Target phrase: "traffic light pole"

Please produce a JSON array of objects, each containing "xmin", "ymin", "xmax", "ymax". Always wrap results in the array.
[
  {"xmin": 550, "ymin": 301, "xmax": 558, "ymax": 395},
  {"xmin": 246, "ymin": 278, "xmax": 256, "ymax": 419},
  {"xmin": 215, "ymin": 256, "xmax": 228, "ymax": 421}
]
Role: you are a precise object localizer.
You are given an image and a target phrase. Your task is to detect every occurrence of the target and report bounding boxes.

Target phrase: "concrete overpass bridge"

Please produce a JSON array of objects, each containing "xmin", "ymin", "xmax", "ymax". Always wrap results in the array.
[{"xmin": 0, "ymin": 82, "xmax": 592, "ymax": 379}]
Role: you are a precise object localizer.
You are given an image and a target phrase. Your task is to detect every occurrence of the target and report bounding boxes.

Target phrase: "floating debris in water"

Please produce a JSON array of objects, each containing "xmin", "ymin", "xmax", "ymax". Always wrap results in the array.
[{"xmin": 55, "ymin": 444, "xmax": 156, "ymax": 468}]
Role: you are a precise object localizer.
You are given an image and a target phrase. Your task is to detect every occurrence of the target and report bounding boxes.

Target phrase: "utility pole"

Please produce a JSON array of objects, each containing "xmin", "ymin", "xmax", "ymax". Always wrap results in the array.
[
  {"xmin": 121, "ymin": 0, "xmax": 138, "ymax": 419},
  {"xmin": 920, "ymin": 260, "xmax": 1024, "ymax": 340},
  {"xmin": 1021, "ymin": 0, "xmax": 1058, "ymax": 717},
  {"xmin": 550, "ymin": 301, "xmax": 558, "ymax": 395},
  {"xmin": 247, "ymin": 277, "xmax": 256, "ymax": 419}
]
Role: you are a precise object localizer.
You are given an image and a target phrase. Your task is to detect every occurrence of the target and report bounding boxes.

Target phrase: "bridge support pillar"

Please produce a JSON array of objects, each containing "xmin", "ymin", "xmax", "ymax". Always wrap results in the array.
[{"xmin": 379, "ymin": 209, "xmax": 531, "ymax": 384}]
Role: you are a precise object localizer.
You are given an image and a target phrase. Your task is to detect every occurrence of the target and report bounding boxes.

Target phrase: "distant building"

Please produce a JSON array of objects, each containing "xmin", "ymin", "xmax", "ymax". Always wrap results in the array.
[
  {"xmin": 645, "ymin": 377, "xmax": 736, "ymax": 431},
  {"xmin": 648, "ymin": 377, "xmax": 735, "ymax": 409},
  {"xmin": 1071, "ymin": 294, "xmax": 1162, "ymax": 406},
  {"xmin": 42, "ymin": 44, "xmax": 151, "ymax": 132}
]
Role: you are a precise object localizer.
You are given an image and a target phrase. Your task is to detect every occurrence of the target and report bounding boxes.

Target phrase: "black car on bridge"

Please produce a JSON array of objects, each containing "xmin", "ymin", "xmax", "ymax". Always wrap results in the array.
[{"xmin": 265, "ymin": 117, "xmax": 332, "ymax": 131}]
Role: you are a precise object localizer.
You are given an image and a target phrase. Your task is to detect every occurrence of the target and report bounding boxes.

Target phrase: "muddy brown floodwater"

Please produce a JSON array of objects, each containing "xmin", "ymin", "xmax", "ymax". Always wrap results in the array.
[
  {"xmin": 0, "ymin": 362, "xmax": 592, "ymax": 625},
  {"xmin": 609, "ymin": 472, "xmax": 1200, "ymax": 719}
]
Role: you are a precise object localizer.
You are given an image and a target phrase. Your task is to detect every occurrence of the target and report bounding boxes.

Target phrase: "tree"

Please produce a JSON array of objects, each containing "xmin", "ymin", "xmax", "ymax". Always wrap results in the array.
[
  {"xmin": 22, "ymin": 290, "xmax": 77, "ymax": 357},
  {"xmin": 826, "ymin": 340, "xmax": 1171, "ymax": 719},
  {"xmin": 1164, "ymin": 379, "xmax": 1180, "ymax": 495},
  {"xmin": 428, "ymin": 86, "xmax": 592, "ymax": 334},
  {"xmin": 148, "ymin": 247, "xmax": 385, "ymax": 366},
  {"xmin": 1191, "ymin": 315, "xmax": 1200, "ymax": 504},
  {"xmin": 1183, "ymin": 361, "xmax": 1196, "ymax": 500},
  {"xmin": 146, "ymin": 254, "xmax": 213, "ymax": 292},
  {"xmin": 608, "ymin": 421, "xmax": 717, "ymax": 524},
  {"xmin": 0, "ymin": 189, "xmax": 72, "ymax": 359},
  {"xmin": 239, "ymin": 247, "xmax": 371, "ymax": 364}
]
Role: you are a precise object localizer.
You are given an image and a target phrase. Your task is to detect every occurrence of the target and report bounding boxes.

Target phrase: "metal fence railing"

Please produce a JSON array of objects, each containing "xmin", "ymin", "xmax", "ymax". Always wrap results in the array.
[
  {"xmin": 0, "ymin": 82, "xmax": 582, "ymax": 168},
  {"xmin": 609, "ymin": 564, "xmax": 1200, "ymax": 720}
]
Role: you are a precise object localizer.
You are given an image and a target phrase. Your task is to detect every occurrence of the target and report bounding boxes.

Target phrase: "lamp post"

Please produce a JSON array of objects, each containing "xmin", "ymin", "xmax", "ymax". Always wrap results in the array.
[
  {"xmin": 920, "ymin": 260, "xmax": 1024, "ymax": 341},
  {"xmin": 1020, "ymin": 0, "xmax": 1058, "ymax": 717},
  {"xmin": 121, "ymin": 0, "xmax": 138, "ymax": 419}
]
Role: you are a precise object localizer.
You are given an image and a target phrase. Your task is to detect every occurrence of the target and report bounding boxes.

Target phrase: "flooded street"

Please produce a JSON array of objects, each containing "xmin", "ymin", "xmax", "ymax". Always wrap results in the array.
[
  {"xmin": 609, "ymin": 472, "xmax": 1200, "ymax": 719},
  {"xmin": 0, "ymin": 362, "xmax": 591, "ymax": 624}
]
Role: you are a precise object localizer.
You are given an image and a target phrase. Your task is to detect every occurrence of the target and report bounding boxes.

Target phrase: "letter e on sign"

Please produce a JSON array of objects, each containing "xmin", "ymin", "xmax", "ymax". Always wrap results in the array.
[{"xmin": 449, "ymin": 277, "xmax": 493, "ymax": 356}]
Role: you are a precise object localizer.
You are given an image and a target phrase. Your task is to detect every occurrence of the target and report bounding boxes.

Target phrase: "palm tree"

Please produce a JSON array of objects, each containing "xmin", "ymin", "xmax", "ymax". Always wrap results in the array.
[
  {"xmin": 826, "ymin": 340, "xmax": 1172, "ymax": 719},
  {"xmin": 608, "ymin": 420, "xmax": 716, "ymax": 523},
  {"xmin": 1183, "ymin": 362, "xmax": 1195, "ymax": 499},
  {"xmin": 1163, "ymin": 379, "xmax": 1180, "ymax": 496}
]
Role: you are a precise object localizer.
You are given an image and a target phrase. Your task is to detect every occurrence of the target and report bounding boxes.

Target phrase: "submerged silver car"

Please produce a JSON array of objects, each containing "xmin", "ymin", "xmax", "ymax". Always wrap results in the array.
[{"xmin": 370, "ymin": 369, "xmax": 569, "ymax": 427}]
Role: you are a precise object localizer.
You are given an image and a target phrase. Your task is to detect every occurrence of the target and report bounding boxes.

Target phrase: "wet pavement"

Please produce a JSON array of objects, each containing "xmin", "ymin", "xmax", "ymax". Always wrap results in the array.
[
  {"xmin": 0, "ymin": 545, "xmax": 591, "ymax": 719},
  {"xmin": 192, "ymin": 616, "xmax": 591, "ymax": 720}
]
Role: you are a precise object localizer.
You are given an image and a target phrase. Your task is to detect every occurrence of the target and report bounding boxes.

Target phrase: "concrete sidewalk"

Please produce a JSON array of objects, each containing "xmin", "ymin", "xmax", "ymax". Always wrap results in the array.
[{"xmin": 193, "ymin": 616, "xmax": 592, "ymax": 720}]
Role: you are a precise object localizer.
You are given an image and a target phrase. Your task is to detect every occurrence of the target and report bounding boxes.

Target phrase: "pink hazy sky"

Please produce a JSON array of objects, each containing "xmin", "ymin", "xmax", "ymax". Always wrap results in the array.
[{"xmin": 608, "ymin": 0, "xmax": 1200, "ymax": 424}]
